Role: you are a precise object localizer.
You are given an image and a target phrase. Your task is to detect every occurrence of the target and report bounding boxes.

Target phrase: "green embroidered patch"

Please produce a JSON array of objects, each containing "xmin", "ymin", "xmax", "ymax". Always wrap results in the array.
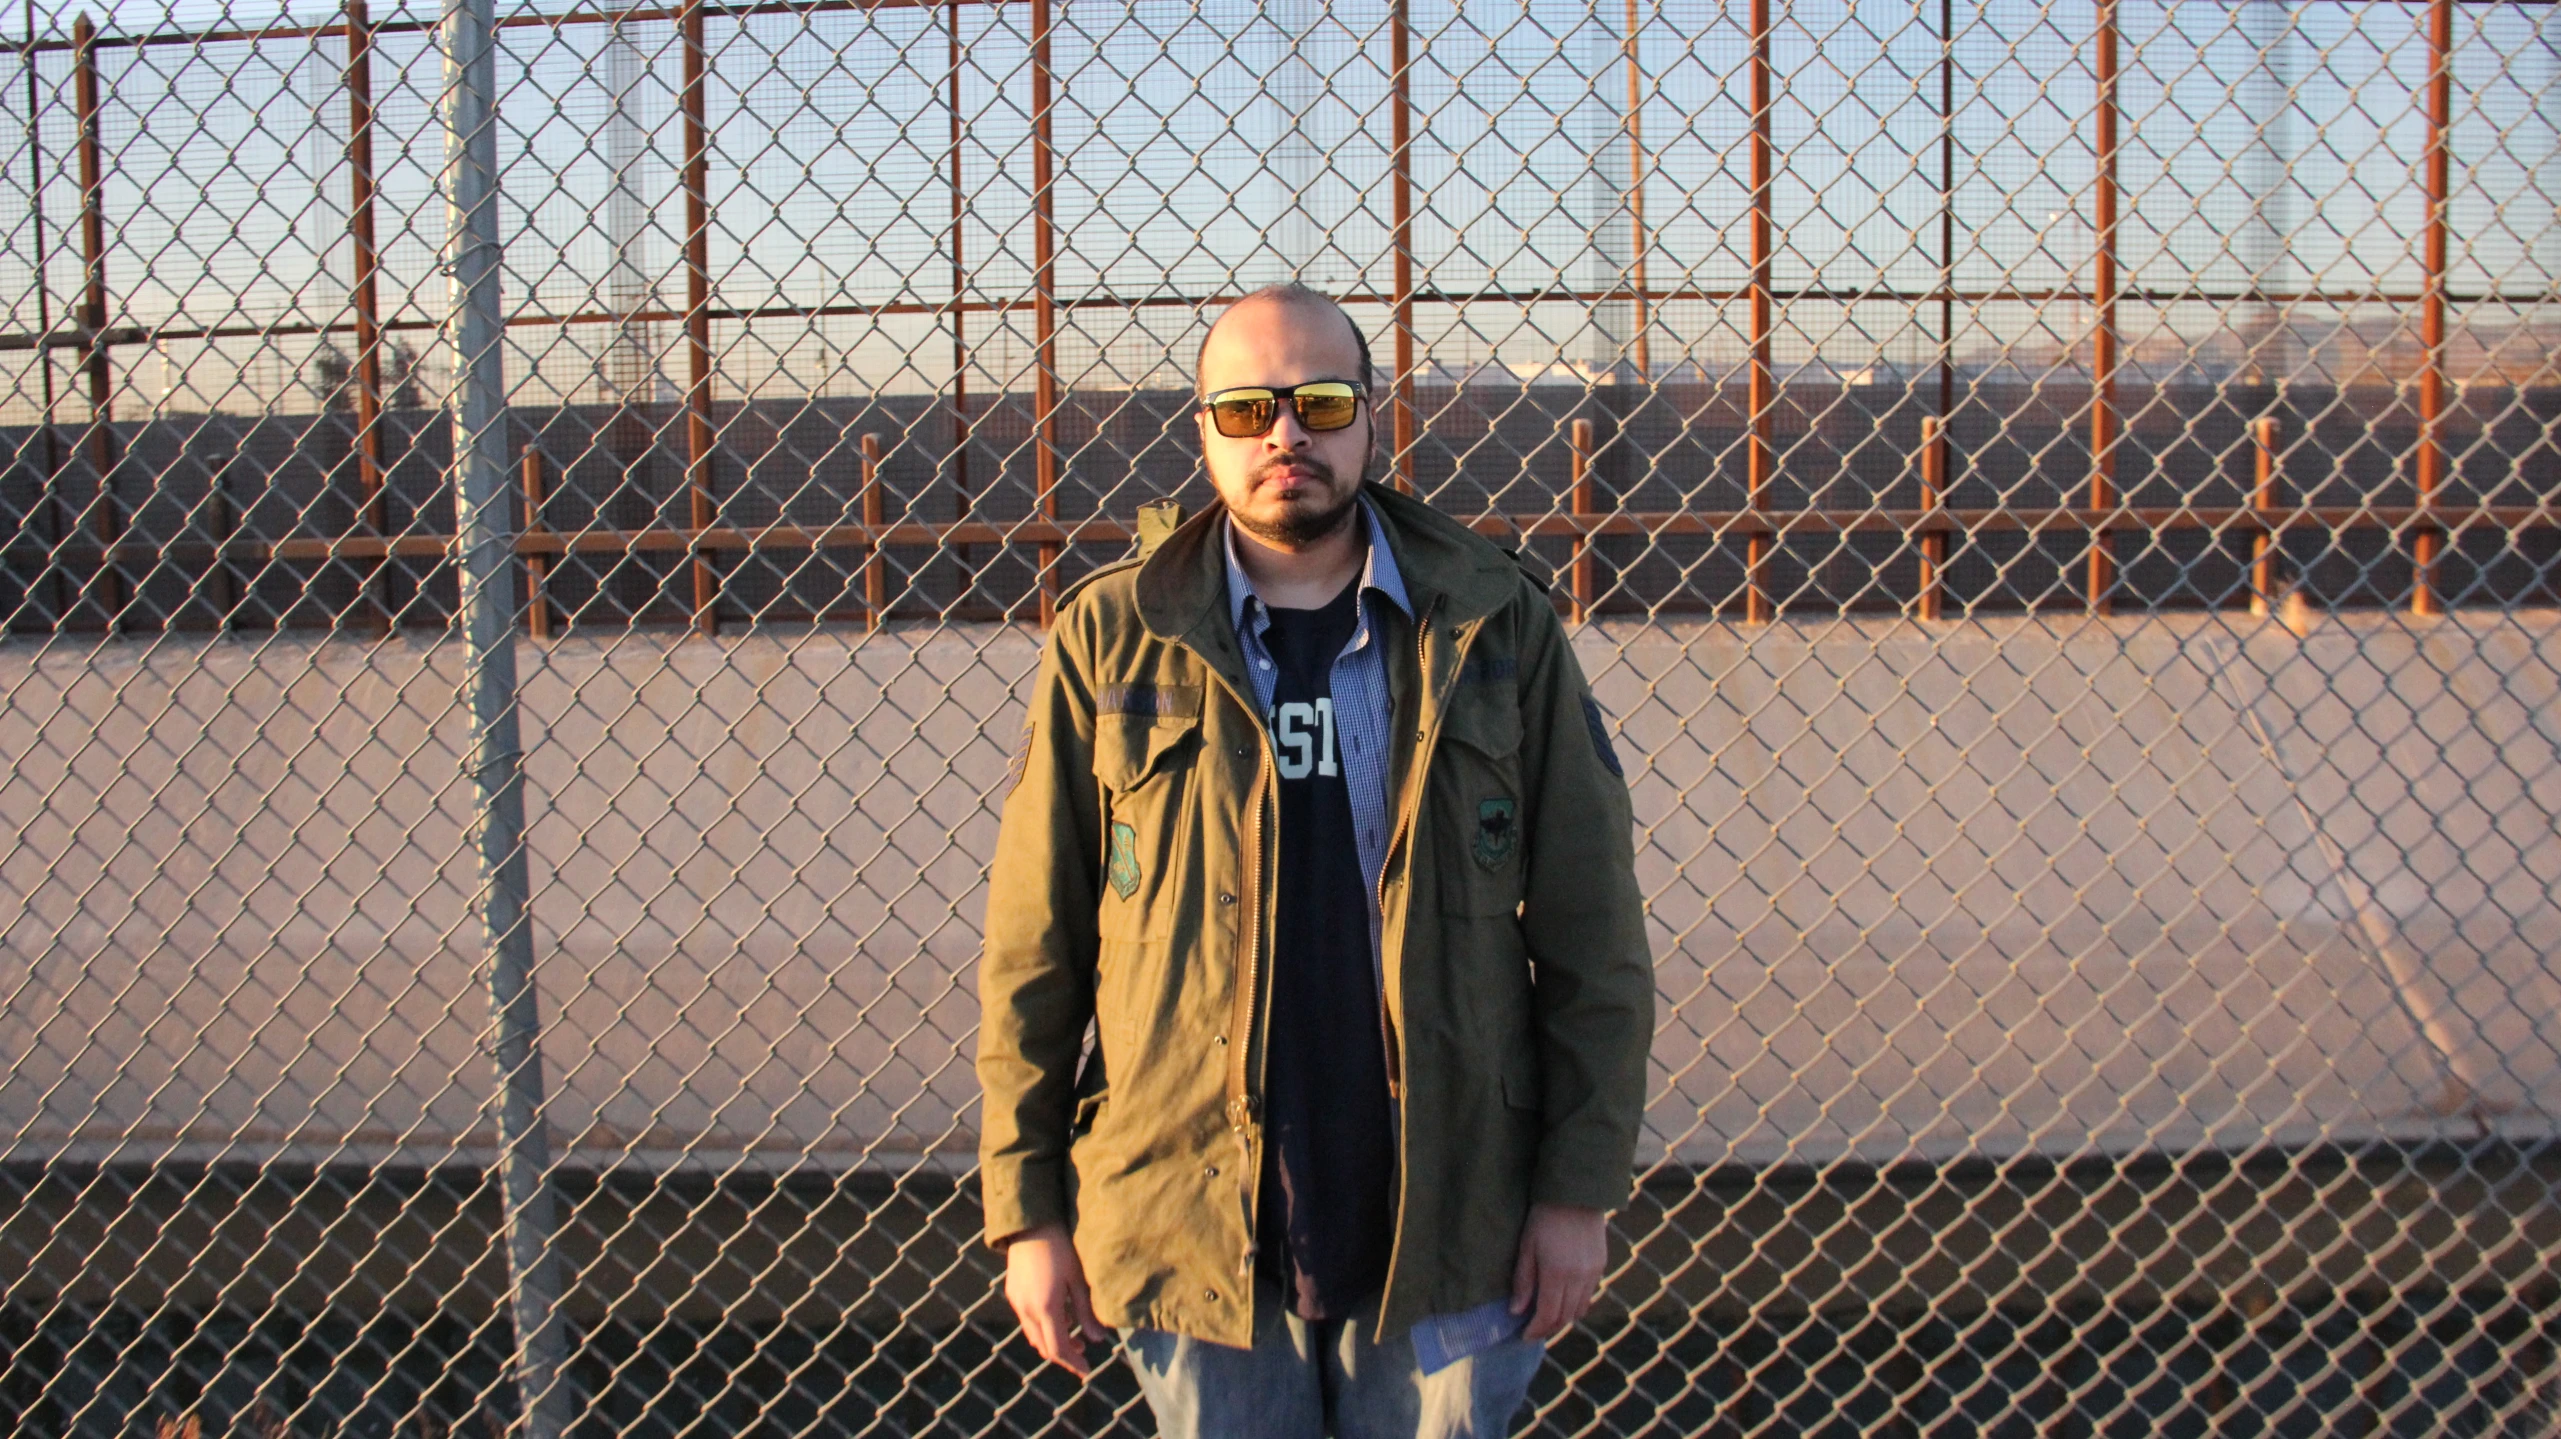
[
  {"xmin": 1107, "ymin": 821, "xmax": 1141, "ymax": 899},
  {"xmin": 1473, "ymin": 797, "xmax": 1518, "ymax": 871}
]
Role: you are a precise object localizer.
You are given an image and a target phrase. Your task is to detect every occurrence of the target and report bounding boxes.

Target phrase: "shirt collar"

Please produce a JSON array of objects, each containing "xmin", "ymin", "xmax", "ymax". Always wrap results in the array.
[{"xmin": 1223, "ymin": 495, "xmax": 1412, "ymax": 632}]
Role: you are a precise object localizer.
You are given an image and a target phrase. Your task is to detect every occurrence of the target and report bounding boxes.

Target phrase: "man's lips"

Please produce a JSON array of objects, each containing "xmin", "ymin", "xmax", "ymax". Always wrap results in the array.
[{"xmin": 1258, "ymin": 463, "xmax": 1329, "ymax": 489}]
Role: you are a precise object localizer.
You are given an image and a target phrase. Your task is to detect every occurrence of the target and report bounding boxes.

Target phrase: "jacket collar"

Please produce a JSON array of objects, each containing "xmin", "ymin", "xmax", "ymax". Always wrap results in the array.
[{"xmin": 1136, "ymin": 480, "xmax": 1520, "ymax": 645}]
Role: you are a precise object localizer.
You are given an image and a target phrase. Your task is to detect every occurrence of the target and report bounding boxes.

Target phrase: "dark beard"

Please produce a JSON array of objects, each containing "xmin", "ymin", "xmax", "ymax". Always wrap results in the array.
[{"xmin": 1228, "ymin": 453, "xmax": 1367, "ymax": 548}]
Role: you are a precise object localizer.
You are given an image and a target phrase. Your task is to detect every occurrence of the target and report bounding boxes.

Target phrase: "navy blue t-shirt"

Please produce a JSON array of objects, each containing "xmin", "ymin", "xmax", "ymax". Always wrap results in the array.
[{"xmin": 1255, "ymin": 579, "xmax": 1399, "ymax": 1320}]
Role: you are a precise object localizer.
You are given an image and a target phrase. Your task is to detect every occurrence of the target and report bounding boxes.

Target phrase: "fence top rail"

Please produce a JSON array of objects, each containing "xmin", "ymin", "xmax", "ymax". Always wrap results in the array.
[
  {"xmin": 193, "ymin": 503, "xmax": 2561, "ymax": 565},
  {"xmin": 7, "ymin": 0, "xmax": 2528, "ymax": 52},
  {"xmin": 12, "ymin": 283, "xmax": 2559, "ymax": 355},
  {"xmin": 15, "ymin": 0, "xmax": 1010, "ymax": 53}
]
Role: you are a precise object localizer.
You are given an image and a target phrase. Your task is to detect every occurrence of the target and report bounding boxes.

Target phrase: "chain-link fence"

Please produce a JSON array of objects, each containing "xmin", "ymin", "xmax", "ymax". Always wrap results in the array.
[{"xmin": 2, "ymin": 0, "xmax": 2557, "ymax": 1433}]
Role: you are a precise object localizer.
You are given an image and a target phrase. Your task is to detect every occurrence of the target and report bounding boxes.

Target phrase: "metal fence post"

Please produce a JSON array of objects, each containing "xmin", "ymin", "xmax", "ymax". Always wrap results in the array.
[
  {"xmin": 1745, "ymin": 0, "xmax": 1773, "ymax": 623},
  {"xmin": 1570, "ymin": 416, "xmax": 1596, "ymax": 621},
  {"xmin": 2089, "ymin": 0, "xmax": 2122, "ymax": 616},
  {"xmin": 1390, "ymin": 0, "xmax": 1415, "ymax": 496},
  {"xmin": 346, "ymin": 0, "xmax": 393, "ymax": 633},
  {"xmin": 682, "ymin": 0, "xmax": 717, "ymax": 634},
  {"xmin": 1030, "ymin": 0, "xmax": 1060, "ymax": 624},
  {"xmin": 443, "ymin": 0, "xmax": 571, "ymax": 1434},
  {"xmin": 71, "ymin": 13, "xmax": 126, "ymax": 628}
]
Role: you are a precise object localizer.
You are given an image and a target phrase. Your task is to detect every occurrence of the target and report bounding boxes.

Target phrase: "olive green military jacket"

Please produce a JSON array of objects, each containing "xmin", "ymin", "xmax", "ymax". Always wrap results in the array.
[{"xmin": 977, "ymin": 482, "xmax": 1654, "ymax": 1348}]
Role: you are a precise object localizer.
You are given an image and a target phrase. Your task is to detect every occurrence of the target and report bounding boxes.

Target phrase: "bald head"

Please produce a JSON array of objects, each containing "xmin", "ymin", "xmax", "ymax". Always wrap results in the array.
[
  {"xmin": 1190, "ymin": 281, "xmax": 1377, "ymax": 552},
  {"xmin": 1195, "ymin": 282, "xmax": 1371, "ymax": 400}
]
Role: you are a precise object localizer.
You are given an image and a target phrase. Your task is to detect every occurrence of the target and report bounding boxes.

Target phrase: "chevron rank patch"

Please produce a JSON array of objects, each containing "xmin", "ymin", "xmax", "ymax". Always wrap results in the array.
[{"xmin": 1581, "ymin": 694, "xmax": 1623, "ymax": 779}]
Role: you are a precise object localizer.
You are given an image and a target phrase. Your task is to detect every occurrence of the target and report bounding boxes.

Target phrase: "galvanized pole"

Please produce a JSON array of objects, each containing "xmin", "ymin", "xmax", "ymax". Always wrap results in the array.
[{"xmin": 441, "ymin": 0, "xmax": 571, "ymax": 1433}]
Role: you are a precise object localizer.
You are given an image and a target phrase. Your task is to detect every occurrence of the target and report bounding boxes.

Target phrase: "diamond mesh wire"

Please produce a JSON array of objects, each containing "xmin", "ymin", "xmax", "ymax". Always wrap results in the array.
[{"xmin": 1, "ymin": 0, "xmax": 2557, "ymax": 1435}]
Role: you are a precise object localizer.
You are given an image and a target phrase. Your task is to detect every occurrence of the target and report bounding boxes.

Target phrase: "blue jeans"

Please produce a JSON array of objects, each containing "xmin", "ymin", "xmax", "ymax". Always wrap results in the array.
[{"xmin": 1120, "ymin": 1283, "xmax": 1545, "ymax": 1439}]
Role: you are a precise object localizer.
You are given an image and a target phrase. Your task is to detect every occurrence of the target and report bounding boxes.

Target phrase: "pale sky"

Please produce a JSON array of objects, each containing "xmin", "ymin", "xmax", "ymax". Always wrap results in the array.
[{"xmin": 1, "ymin": 0, "xmax": 2552, "ymax": 415}]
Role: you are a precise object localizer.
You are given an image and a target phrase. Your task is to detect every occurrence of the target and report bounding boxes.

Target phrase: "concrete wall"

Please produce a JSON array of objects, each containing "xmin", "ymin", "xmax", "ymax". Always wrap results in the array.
[{"xmin": 2, "ymin": 610, "xmax": 2554, "ymax": 1177}]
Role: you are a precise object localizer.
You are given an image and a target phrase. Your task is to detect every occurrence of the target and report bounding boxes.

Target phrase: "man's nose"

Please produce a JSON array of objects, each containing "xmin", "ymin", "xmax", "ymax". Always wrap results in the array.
[{"xmin": 1264, "ymin": 404, "xmax": 1314, "ymax": 450}]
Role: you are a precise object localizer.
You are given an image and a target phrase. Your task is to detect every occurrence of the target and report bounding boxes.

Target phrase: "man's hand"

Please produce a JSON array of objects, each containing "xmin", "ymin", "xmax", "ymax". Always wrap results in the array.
[
  {"xmin": 1004, "ymin": 1223, "xmax": 1107, "ymax": 1377},
  {"xmin": 1508, "ymin": 1203, "xmax": 1607, "ymax": 1342}
]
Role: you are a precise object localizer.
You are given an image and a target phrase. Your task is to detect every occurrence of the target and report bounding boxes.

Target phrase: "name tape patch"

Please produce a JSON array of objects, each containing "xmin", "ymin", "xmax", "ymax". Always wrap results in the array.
[{"xmin": 1098, "ymin": 683, "xmax": 1202, "ymax": 720}]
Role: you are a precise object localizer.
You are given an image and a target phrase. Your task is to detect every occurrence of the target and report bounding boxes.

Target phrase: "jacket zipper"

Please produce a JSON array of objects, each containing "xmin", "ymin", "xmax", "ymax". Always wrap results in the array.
[
  {"xmin": 1226, "ymin": 741, "xmax": 1270, "ymax": 1138},
  {"xmin": 1374, "ymin": 596, "xmax": 1473, "ymax": 1103}
]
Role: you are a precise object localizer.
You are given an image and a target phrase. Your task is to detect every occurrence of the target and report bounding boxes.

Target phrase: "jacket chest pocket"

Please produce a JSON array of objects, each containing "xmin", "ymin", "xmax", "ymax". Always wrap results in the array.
[
  {"xmin": 1429, "ymin": 684, "xmax": 1527, "ymax": 916},
  {"xmin": 1093, "ymin": 710, "xmax": 1201, "ymax": 940}
]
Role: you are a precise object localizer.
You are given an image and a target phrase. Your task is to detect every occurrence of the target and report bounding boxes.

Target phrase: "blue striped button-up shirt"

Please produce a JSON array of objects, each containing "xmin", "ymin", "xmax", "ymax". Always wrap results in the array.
[{"xmin": 1222, "ymin": 497, "xmax": 1409, "ymax": 968}]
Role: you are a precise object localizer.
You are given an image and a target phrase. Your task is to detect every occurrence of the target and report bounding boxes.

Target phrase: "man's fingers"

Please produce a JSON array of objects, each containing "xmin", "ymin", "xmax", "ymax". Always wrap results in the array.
[
  {"xmin": 1050, "ymin": 1299, "xmax": 1094, "ymax": 1377},
  {"xmin": 1003, "ymin": 1228, "xmax": 1098, "ymax": 1377},
  {"xmin": 1072, "ymin": 1277, "xmax": 1107, "ymax": 1344},
  {"xmin": 1565, "ymin": 1266, "xmax": 1599, "ymax": 1325},
  {"xmin": 1509, "ymin": 1238, "xmax": 1538, "ymax": 1316},
  {"xmin": 1527, "ymin": 1284, "xmax": 1563, "ymax": 1341},
  {"xmin": 1522, "ymin": 1255, "xmax": 1562, "ymax": 1341},
  {"xmin": 1524, "ymin": 1262, "xmax": 1604, "ymax": 1341},
  {"xmin": 1039, "ymin": 1299, "xmax": 1093, "ymax": 1376},
  {"xmin": 1013, "ymin": 1290, "xmax": 1081, "ymax": 1376}
]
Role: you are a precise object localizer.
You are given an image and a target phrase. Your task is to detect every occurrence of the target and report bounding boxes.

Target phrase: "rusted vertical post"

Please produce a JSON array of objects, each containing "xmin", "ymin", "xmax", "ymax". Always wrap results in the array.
[
  {"xmin": 2413, "ymin": 0, "xmax": 2451, "ymax": 616},
  {"xmin": 1919, "ymin": 415, "xmax": 1945, "ymax": 621},
  {"xmin": 1926, "ymin": 0, "xmax": 1967, "ymax": 632},
  {"xmin": 208, "ymin": 446, "xmax": 239, "ymax": 624},
  {"xmin": 1031, "ymin": 0, "xmax": 1060, "ymax": 624},
  {"xmin": 1390, "ymin": 0, "xmax": 1415, "ymax": 495},
  {"xmin": 1927, "ymin": 0, "xmax": 1959, "ymax": 623},
  {"xmin": 682, "ymin": 0, "xmax": 717, "ymax": 633},
  {"xmin": 24, "ymin": 0, "xmax": 71, "ymax": 628},
  {"xmin": 947, "ymin": 0, "xmax": 970, "ymax": 579},
  {"xmin": 861, "ymin": 431, "xmax": 886, "ymax": 630},
  {"xmin": 1569, "ymin": 417, "xmax": 1595, "ymax": 622},
  {"xmin": 2088, "ymin": 0, "xmax": 2120, "ymax": 615},
  {"xmin": 346, "ymin": 0, "xmax": 391, "ymax": 632},
  {"xmin": 1937, "ymin": 0, "xmax": 1954, "ymax": 523},
  {"xmin": 1625, "ymin": 0, "xmax": 1647, "ymax": 381},
  {"xmin": 1746, "ymin": 0, "xmax": 1772, "ymax": 624},
  {"xmin": 72, "ymin": 13, "xmax": 124, "ymax": 626},
  {"xmin": 520, "ymin": 444, "xmax": 551, "ymax": 640},
  {"xmin": 2250, "ymin": 416, "xmax": 2279, "ymax": 616}
]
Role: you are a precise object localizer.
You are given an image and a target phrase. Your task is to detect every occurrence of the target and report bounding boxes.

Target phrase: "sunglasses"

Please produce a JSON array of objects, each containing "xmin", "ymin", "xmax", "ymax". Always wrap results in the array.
[{"xmin": 1200, "ymin": 380, "xmax": 1367, "ymax": 438}]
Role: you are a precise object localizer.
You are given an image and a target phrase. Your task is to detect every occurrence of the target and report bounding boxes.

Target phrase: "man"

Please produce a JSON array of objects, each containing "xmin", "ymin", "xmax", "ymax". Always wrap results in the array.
[{"xmin": 978, "ymin": 283, "xmax": 1654, "ymax": 1438}]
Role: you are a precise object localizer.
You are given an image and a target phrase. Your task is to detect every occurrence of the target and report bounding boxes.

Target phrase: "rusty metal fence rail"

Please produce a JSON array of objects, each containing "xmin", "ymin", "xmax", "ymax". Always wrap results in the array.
[{"xmin": 2, "ymin": 0, "xmax": 2558, "ymax": 1435}]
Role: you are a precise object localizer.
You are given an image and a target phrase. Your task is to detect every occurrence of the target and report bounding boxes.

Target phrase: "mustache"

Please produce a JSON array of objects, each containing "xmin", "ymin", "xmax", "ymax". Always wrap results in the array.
[{"xmin": 1250, "ymin": 454, "xmax": 1340, "ymax": 487}]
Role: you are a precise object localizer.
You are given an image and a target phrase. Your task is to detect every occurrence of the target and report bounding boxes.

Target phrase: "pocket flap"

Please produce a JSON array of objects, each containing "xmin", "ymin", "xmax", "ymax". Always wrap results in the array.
[
  {"xmin": 1095, "ymin": 710, "xmax": 1201, "ymax": 791},
  {"xmin": 1441, "ymin": 689, "xmax": 1521, "ymax": 759}
]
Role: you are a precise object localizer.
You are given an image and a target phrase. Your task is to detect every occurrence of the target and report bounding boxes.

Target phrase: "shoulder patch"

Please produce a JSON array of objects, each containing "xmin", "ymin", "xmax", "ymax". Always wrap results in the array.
[
  {"xmin": 1004, "ymin": 719, "xmax": 1035, "ymax": 794},
  {"xmin": 1580, "ymin": 693, "xmax": 1624, "ymax": 779},
  {"xmin": 1098, "ymin": 683, "xmax": 1202, "ymax": 720}
]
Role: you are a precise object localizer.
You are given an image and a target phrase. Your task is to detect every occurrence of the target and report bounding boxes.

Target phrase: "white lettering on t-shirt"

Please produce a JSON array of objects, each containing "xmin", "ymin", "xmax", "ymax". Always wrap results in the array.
[{"xmin": 1270, "ymin": 698, "xmax": 1339, "ymax": 781}]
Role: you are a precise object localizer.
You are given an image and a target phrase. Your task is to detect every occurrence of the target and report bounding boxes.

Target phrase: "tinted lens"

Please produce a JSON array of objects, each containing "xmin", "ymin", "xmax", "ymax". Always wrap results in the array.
[
  {"xmin": 1292, "ymin": 383, "xmax": 1361, "ymax": 432},
  {"xmin": 1209, "ymin": 392, "xmax": 1278, "ymax": 437}
]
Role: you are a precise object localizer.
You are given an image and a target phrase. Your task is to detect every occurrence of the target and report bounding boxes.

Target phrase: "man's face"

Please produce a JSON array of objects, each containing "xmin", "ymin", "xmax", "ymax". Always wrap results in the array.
[{"xmin": 1194, "ymin": 298, "xmax": 1373, "ymax": 550}]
